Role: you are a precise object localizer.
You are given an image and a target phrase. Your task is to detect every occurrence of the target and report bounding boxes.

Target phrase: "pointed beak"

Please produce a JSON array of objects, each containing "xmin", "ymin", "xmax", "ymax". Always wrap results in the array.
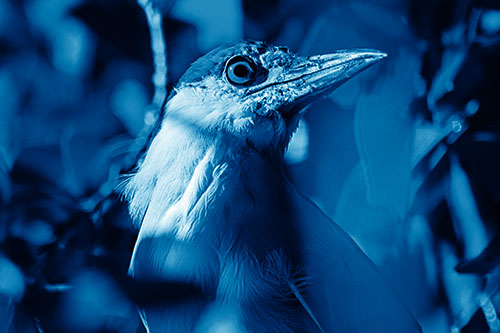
[
  {"xmin": 248, "ymin": 49, "xmax": 387, "ymax": 117},
  {"xmin": 289, "ymin": 49, "xmax": 386, "ymax": 94}
]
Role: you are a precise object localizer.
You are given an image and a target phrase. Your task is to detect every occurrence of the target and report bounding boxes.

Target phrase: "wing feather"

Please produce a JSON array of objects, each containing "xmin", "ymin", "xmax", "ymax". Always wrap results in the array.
[{"xmin": 292, "ymin": 188, "xmax": 422, "ymax": 333}]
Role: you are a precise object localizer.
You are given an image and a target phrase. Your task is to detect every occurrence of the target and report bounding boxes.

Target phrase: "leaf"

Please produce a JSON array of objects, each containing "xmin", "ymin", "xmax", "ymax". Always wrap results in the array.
[
  {"xmin": 58, "ymin": 269, "xmax": 140, "ymax": 331},
  {"xmin": 447, "ymin": 155, "xmax": 489, "ymax": 259},
  {"xmin": 440, "ymin": 242, "xmax": 484, "ymax": 330},
  {"xmin": 0, "ymin": 254, "xmax": 25, "ymax": 302},
  {"xmin": 285, "ymin": 118, "xmax": 309, "ymax": 165}
]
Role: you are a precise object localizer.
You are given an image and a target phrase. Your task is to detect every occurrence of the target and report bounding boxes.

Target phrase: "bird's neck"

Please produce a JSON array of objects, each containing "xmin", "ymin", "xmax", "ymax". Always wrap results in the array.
[
  {"xmin": 127, "ymin": 119, "xmax": 308, "ymax": 331},
  {"xmin": 126, "ymin": 117, "xmax": 289, "ymax": 240}
]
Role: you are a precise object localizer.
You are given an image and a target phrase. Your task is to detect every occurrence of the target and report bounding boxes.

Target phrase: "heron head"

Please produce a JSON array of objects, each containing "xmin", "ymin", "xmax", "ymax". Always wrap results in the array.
[{"xmin": 165, "ymin": 41, "xmax": 386, "ymax": 152}]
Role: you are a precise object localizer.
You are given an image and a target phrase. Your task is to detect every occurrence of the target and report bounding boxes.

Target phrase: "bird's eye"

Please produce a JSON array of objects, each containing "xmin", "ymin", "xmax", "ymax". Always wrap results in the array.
[{"xmin": 225, "ymin": 56, "xmax": 256, "ymax": 85}]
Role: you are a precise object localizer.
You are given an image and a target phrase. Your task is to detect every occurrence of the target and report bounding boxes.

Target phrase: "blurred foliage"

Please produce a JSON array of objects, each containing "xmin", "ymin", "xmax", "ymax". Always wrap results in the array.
[{"xmin": 1, "ymin": 0, "xmax": 500, "ymax": 331}]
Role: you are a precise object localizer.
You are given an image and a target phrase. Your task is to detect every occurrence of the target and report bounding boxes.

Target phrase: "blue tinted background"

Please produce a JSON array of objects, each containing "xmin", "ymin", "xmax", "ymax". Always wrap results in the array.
[{"xmin": 1, "ymin": 0, "xmax": 500, "ymax": 332}]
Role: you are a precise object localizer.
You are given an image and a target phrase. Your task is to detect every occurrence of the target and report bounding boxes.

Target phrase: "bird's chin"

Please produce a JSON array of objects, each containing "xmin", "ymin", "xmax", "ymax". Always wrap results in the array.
[
  {"xmin": 277, "ymin": 89, "xmax": 331, "ymax": 124},
  {"xmin": 278, "ymin": 104, "xmax": 305, "ymax": 125}
]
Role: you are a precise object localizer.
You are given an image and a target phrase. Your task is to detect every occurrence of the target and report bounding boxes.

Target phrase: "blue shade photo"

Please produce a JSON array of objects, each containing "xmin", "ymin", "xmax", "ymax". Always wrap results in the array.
[{"xmin": 1, "ymin": 0, "xmax": 500, "ymax": 332}]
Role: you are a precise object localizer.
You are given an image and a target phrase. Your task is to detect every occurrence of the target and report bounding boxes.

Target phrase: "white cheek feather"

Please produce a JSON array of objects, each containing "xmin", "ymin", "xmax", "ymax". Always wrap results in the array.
[
  {"xmin": 170, "ymin": 80, "xmax": 288, "ymax": 150},
  {"xmin": 170, "ymin": 79, "xmax": 251, "ymax": 133}
]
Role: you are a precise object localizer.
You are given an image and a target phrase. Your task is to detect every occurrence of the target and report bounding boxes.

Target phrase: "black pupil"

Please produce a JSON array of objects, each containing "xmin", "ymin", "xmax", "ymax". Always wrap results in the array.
[{"xmin": 234, "ymin": 64, "xmax": 249, "ymax": 78}]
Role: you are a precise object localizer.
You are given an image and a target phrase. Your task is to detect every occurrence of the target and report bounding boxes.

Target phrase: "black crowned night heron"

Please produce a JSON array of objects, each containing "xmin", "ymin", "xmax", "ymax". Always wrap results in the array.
[{"xmin": 123, "ymin": 41, "xmax": 421, "ymax": 332}]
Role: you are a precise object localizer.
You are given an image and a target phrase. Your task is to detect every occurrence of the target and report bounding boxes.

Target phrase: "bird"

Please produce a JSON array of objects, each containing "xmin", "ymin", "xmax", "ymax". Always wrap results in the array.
[{"xmin": 122, "ymin": 40, "xmax": 421, "ymax": 332}]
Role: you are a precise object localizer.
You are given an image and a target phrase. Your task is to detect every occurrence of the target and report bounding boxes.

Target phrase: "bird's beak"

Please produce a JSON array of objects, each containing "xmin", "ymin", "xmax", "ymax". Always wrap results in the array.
[
  {"xmin": 288, "ymin": 49, "xmax": 387, "ymax": 94},
  {"xmin": 249, "ymin": 49, "xmax": 387, "ymax": 117}
]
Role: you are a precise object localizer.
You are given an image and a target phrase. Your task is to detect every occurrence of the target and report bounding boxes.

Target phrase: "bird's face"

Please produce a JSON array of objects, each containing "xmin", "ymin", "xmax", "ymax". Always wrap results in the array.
[{"xmin": 165, "ymin": 41, "xmax": 386, "ymax": 151}]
